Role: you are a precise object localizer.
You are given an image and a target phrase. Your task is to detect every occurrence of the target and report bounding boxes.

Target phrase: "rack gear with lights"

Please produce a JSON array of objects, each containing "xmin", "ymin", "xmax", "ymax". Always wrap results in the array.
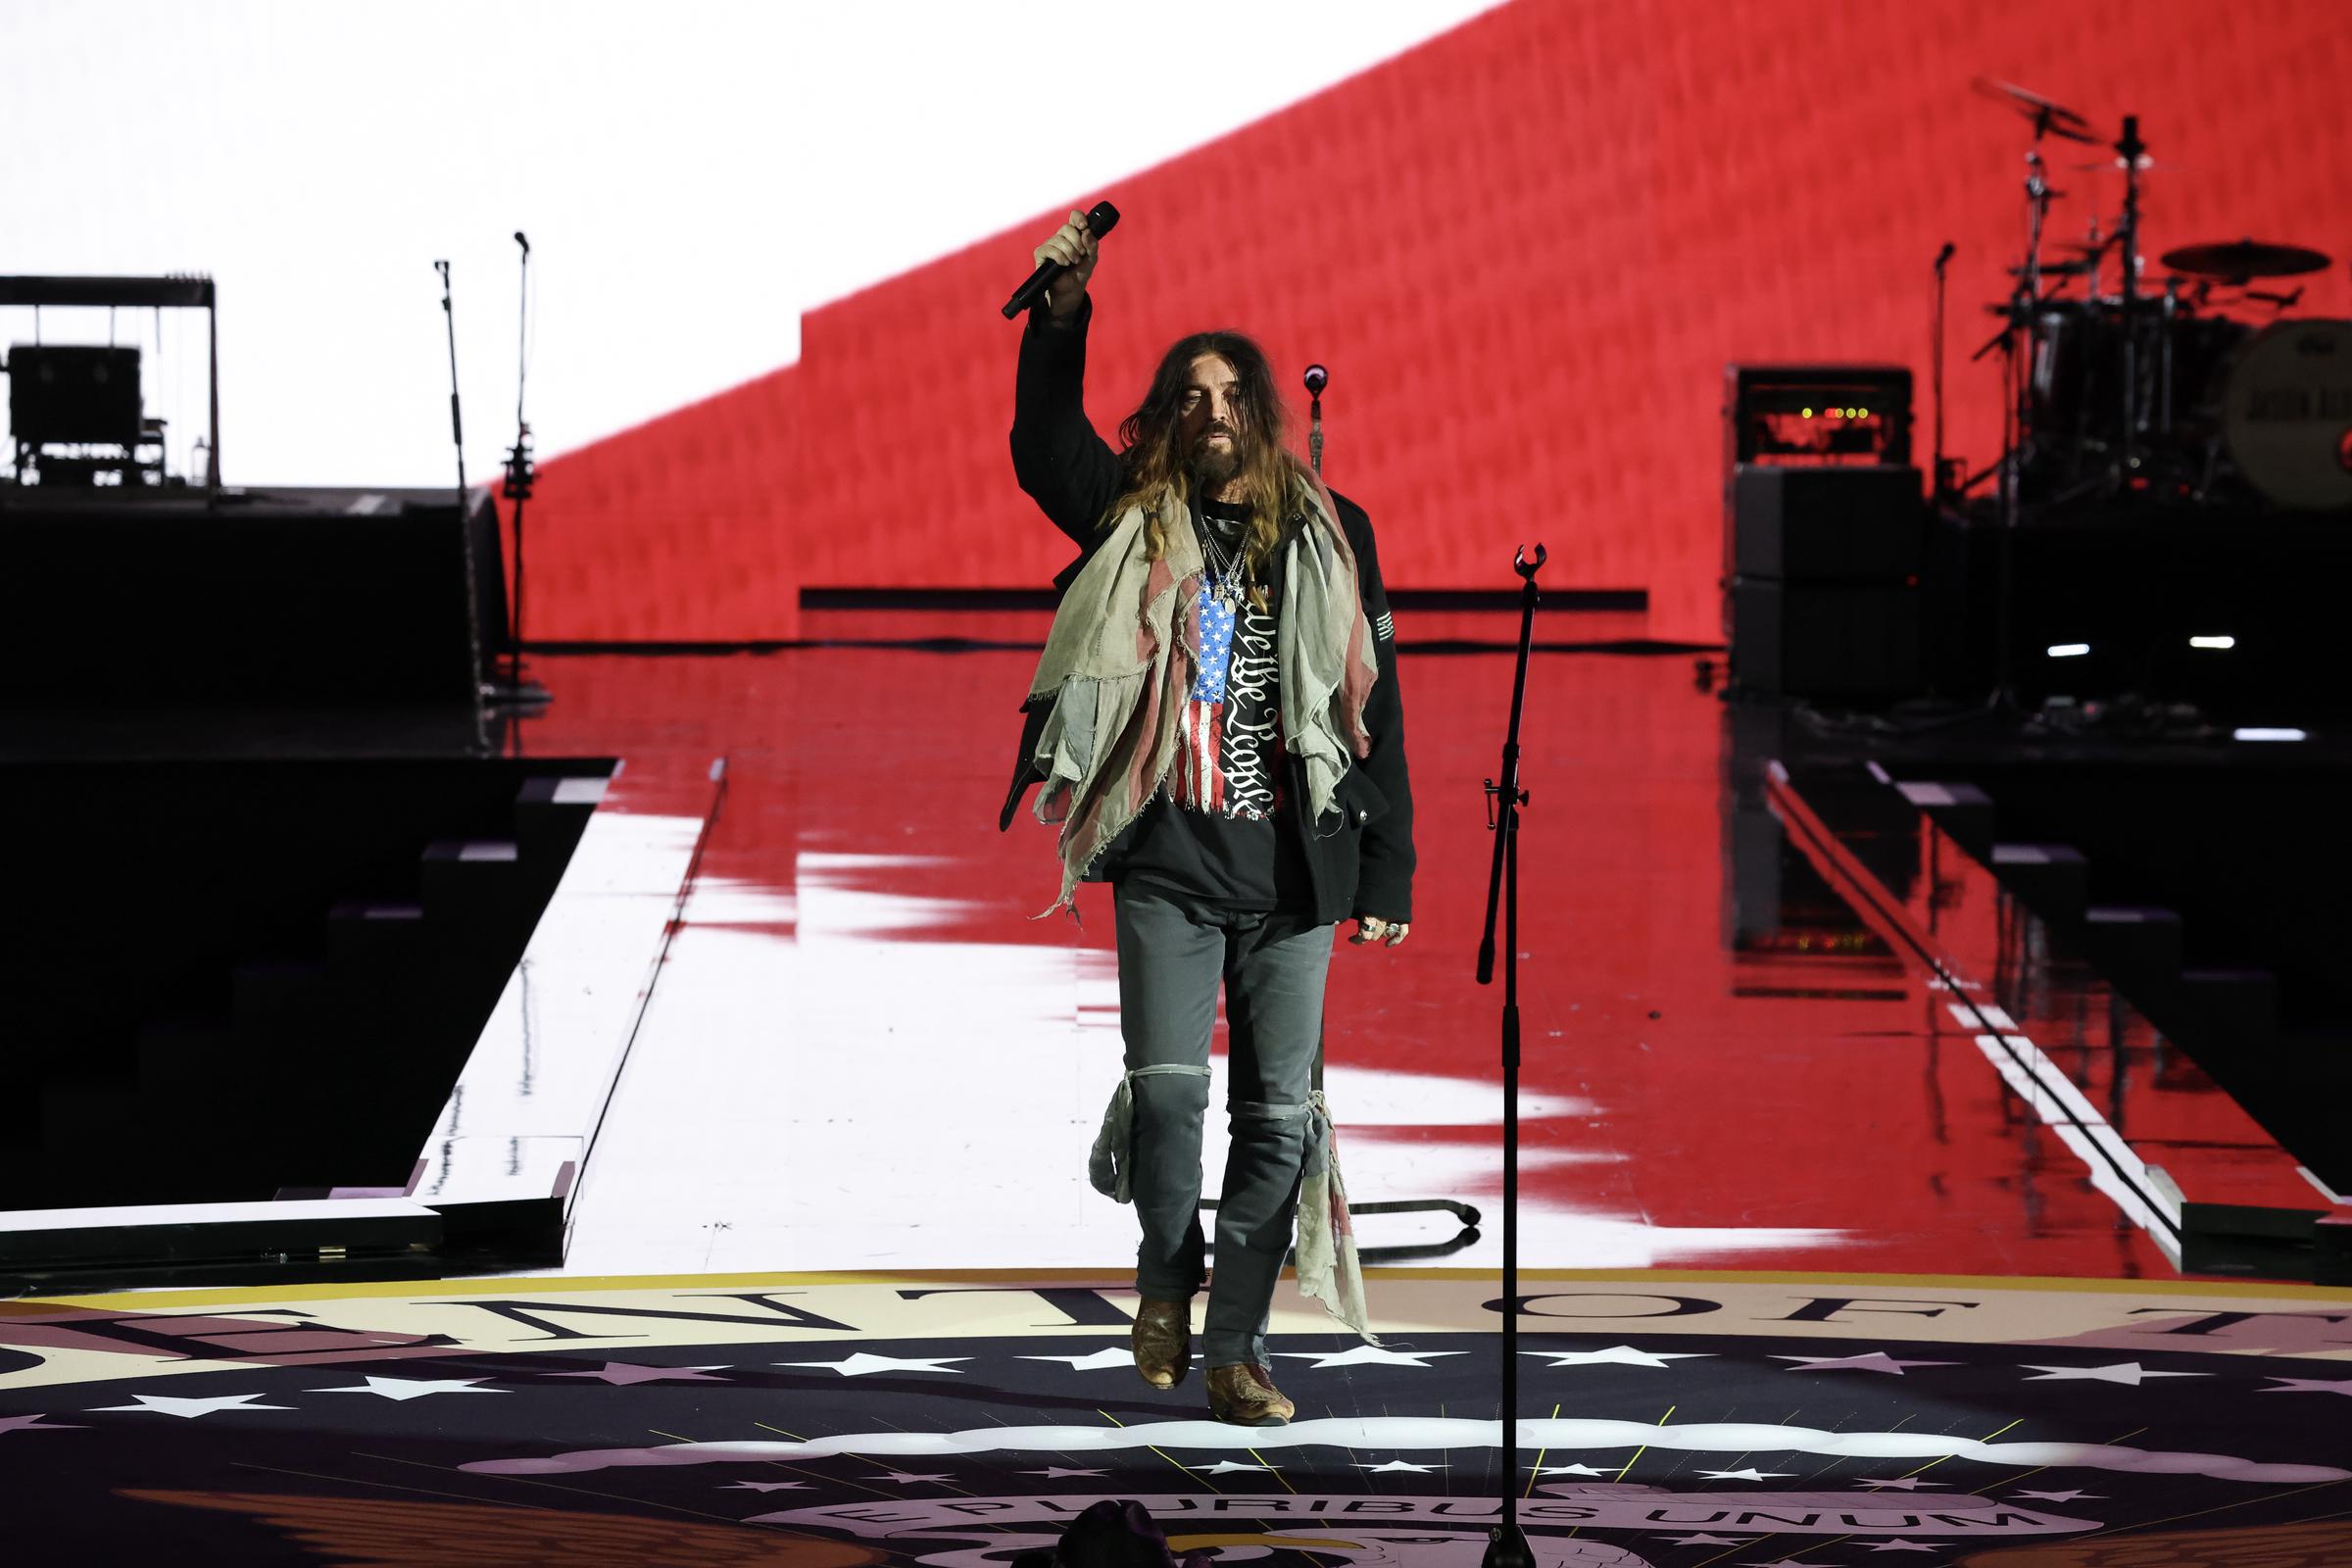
[{"xmin": 1722, "ymin": 365, "xmax": 1925, "ymax": 699}]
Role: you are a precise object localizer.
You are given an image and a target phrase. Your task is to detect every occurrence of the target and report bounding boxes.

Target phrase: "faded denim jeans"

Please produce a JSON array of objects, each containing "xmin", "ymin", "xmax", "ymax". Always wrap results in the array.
[{"xmin": 1111, "ymin": 877, "xmax": 1333, "ymax": 1369}]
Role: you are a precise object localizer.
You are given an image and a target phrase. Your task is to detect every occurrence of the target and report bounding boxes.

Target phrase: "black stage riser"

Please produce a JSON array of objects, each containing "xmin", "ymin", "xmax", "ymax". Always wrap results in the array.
[
  {"xmin": 1928, "ymin": 501, "xmax": 2352, "ymax": 720},
  {"xmin": 0, "ymin": 487, "xmax": 505, "ymax": 706}
]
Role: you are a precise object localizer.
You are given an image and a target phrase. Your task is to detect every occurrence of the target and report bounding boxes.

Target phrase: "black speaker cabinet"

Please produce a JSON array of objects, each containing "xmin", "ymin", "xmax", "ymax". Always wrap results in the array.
[
  {"xmin": 9, "ymin": 344, "xmax": 143, "ymax": 447},
  {"xmin": 1731, "ymin": 464, "xmax": 1925, "ymax": 582},
  {"xmin": 1730, "ymin": 578, "xmax": 1921, "ymax": 697}
]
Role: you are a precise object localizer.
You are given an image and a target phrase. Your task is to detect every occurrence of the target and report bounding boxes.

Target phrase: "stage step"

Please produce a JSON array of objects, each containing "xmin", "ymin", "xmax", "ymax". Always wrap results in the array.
[
  {"xmin": 514, "ymin": 774, "xmax": 607, "ymax": 871},
  {"xmin": 2082, "ymin": 904, "xmax": 2186, "ymax": 989},
  {"xmin": 1891, "ymin": 777, "xmax": 1993, "ymax": 857},
  {"xmin": 1989, "ymin": 841, "xmax": 2090, "ymax": 920}
]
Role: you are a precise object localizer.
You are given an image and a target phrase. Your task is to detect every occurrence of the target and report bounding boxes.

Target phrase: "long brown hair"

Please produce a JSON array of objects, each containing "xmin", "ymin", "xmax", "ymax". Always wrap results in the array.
[{"xmin": 1105, "ymin": 330, "xmax": 1302, "ymax": 590}]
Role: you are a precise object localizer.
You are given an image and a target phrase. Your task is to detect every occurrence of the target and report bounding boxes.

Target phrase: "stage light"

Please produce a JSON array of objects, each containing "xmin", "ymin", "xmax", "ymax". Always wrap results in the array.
[
  {"xmin": 1801, "ymin": 407, "xmax": 1813, "ymax": 418},
  {"xmin": 1858, "ymin": 407, "xmax": 1869, "ymax": 417},
  {"xmin": 2232, "ymin": 727, "xmax": 2307, "ymax": 742},
  {"xmin": 2188, "ymin": 635, "xmax": 2235, "ymax": 650},
  {"xmin": 2046, "ymin": 643, "xmax": 2090, "ymax": 658}
]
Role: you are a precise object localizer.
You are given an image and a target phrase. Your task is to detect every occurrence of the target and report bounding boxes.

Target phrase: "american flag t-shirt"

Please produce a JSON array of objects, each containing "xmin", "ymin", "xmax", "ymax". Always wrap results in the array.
[{"xmin": 1168, "ymin": 565, "xmax": 1283, "ymax": 819}]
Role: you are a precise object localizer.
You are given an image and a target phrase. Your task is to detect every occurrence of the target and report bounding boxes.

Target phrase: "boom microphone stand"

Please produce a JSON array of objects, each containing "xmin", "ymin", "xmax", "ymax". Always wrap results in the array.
[
  {"xmin": 434, "ymin": 259, "xmax": 492, "ymax": 754},
  {"xmin": 1476, "ymin": 541, "xmax": 1544, "ymax": 1568},
  {"xmin": 499, "ymin": 231, "xmax": 552, "ymax": 713}
]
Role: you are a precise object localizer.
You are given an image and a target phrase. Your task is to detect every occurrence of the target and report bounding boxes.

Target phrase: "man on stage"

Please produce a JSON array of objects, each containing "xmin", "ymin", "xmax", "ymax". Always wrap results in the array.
[{"xmin": 1002, "ymin": 209, "xmax": 1416, "ymax": 1427}]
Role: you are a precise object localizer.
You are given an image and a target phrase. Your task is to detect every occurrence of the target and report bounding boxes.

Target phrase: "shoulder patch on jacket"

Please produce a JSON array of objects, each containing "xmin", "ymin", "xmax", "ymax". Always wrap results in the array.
[{"xmin": 1374, "ymin": 609, "xmax": 1395, "ymax": 642}]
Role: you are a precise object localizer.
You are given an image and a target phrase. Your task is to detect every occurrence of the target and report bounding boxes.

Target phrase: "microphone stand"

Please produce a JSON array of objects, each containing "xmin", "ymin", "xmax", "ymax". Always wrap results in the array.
[
  {"xmin": 498, "ymin": 230, "xmax": 552, "ymax": 714},
  {"xmin": 1476, "ymin": 542, "xmax": 1544, "ymax": 1568},
  {"xmin": 435, "ymin": 259, "xmax": 492, "ymax": 754},
  {"xmin": 1251, "ymin": 361, "xmax": 1481, "ymax": 1263},
  {"xmin": 1932, "ymin": 243, "xmax": 1954, "ymax": 502}
]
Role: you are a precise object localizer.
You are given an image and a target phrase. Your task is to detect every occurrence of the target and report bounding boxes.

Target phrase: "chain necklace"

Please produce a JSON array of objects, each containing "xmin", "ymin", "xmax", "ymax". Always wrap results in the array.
[{"xmin": 1199, "ymin": 512, "xmax": 1247, "ymax": 611}]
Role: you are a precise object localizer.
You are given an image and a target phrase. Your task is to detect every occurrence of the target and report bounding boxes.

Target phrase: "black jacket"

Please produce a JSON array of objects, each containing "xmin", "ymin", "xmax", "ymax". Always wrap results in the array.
[{"xmin": 999, "ymin": 297, "xmax": 1415, "ymax": 925}]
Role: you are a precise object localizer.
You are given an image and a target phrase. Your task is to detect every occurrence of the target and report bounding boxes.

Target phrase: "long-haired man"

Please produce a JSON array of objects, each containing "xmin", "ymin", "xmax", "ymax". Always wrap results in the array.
[{"xmin": 1000, "ymin": 211, "xmax": 1415, "ymax": 1427}]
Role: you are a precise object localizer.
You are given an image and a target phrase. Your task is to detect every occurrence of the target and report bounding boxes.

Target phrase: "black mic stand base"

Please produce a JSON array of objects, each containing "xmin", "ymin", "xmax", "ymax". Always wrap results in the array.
[
  {"xmin": 482, "ymin": 675, "xmax": 553, "ymax": 710},
  {"xmin": 1483, "ymin": 1521, "xmax": 1536, "ymax": 1568}
]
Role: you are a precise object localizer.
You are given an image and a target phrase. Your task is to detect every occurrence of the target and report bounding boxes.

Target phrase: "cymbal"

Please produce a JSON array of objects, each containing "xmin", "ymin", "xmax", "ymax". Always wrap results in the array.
[
  {"xmin": 1971, "ymin": 75, "xmax": 2103, "ymax": 143},
  {"xmin": 2158, "ymin": 239, "xmax": 2332, "ymax": 279}
]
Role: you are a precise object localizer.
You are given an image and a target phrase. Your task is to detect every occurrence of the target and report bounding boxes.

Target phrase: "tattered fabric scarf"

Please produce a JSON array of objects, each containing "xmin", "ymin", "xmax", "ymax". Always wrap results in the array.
[
  {"xmin": 1042, "ymin": 466, "xmax": 1385, "ymax": 1343},
  {"xmin": 1024, "ymin": 469, "xmax": 1377, "ymax": 916}
]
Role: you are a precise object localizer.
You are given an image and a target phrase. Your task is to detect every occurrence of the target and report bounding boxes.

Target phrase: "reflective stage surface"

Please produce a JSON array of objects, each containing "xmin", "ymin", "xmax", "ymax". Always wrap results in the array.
[{"xmin": 489, "ymin": 636, "xmax": 2317, "ymax": 1285}]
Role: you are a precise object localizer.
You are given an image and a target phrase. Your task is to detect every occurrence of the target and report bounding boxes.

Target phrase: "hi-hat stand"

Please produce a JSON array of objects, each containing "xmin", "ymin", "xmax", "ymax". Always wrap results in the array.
[{"xmin": 1476, "ymin": 542, "xmax": 1544, "ymax": 1568}]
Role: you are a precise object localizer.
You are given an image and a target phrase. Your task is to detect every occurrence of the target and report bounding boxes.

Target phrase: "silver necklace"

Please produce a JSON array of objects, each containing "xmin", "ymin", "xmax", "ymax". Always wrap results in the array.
[{"xmin": 1200, "ymin": 513, "xmax": 1246, "ymax": 610}]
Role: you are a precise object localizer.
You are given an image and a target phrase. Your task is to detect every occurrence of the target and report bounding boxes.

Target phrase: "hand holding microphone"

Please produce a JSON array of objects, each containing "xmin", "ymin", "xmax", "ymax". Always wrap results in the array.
[{"xmin": 1004, "ymin": 201, "xmax": 1119, "ymax": 320}]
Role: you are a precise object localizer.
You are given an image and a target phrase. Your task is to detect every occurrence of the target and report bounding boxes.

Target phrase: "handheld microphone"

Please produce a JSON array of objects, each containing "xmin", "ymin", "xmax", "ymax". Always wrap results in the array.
[
  {"xmin": 1003, "ymin": 200, "xmax": 1120, "ymax": 319},
  {"xmin": 1303, "ymin": 365, "xmax": 1328, "ymax": 475}
]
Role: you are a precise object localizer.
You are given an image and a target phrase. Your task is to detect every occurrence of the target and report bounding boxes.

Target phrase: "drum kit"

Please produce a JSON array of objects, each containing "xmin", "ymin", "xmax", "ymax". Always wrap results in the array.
[{"xmin": 1969, "ymin": 76, "xmax": 2351, "ymax": 513}]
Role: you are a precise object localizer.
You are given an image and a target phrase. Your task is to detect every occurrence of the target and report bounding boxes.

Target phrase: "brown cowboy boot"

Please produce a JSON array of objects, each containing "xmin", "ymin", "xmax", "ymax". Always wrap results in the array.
[
  {"xmin": 1131, "ymin": 1298, "xmax": 1192, "ymax": 1390},
  {"xmin": 1205, "ymin": 1361, "xmax": 1297, "ymax": 1426}
]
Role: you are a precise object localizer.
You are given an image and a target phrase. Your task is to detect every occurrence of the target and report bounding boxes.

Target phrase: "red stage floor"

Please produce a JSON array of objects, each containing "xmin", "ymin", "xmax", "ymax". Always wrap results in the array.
[{"xmin": 495, "ymin": 636, "xmax": 2313, "ymax": 1285}]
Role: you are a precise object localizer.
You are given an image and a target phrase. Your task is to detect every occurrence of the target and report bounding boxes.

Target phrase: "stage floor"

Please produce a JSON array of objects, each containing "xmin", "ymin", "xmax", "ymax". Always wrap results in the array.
[
  {"xmin": 9, "ymin": 638, "xmax": 2349, "ymax": 1562},
  {"xmin": 492, "ymin": 642, "xmax": 2304, "ymax": 1284}
]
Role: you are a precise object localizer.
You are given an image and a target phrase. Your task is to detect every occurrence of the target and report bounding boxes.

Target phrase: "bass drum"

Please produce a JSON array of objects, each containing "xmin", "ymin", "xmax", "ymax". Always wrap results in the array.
[{"xmin": 2217, "ymin": 318, "xmax": 2352, "ymax": 510}]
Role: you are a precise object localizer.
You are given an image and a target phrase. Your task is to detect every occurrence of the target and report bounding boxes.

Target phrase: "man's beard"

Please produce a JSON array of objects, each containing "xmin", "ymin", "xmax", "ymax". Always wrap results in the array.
[{"xmin": 1185, "ymin": 431, "xmax": 1245, "ymax": 492}]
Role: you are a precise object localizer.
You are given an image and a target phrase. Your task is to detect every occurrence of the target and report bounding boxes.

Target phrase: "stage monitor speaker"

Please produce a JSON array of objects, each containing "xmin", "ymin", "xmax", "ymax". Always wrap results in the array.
[
  {"xmin": 1731, "ymin": 464, "xmax": 1924, "ymax": 582},
  {"xmin": 9, "ymin": 345, "xmax": 143, "ymax": 447},
  {"xmin": 1729, "ymin": 578, "xmax": 1920, "ymax": 698},
  {"xmin": 0, "ymin": 485, "xmax": 505, "ymax": 708}
]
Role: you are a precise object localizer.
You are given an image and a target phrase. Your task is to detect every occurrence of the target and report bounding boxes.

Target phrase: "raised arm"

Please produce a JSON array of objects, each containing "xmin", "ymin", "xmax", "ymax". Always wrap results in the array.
[{"xmin": 1009, "ymin": 210, "xmax": 1124, "ymax": 545}]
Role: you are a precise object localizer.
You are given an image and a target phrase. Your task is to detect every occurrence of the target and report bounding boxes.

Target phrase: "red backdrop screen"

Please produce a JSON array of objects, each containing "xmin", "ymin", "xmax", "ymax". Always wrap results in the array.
[{"xmin": 519, "ymin": 0, "xmax": 2352, "ymax": 645}]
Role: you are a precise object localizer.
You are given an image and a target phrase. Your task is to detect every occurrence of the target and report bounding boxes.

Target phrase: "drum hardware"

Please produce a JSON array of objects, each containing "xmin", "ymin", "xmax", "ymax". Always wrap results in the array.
[
  {"xmin": 2113, "ymin": 115, "xmax": 2147, "ymax": 483},
  {"xmin": 2158, "ymin": 240, "xmax": 2332, "ymax": 282},
  {"xmin": 2214, "ymin": 318, "xmax": 2352, "ymax": 510},
  {"xmin": 1972, "ymin": 76, "xmax": 2105, "ymax": 144}
]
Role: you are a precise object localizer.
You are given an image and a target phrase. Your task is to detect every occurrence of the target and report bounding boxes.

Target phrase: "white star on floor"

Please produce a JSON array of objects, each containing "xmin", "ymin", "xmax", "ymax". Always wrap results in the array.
[
  {"xmin": 1190, "ymin": 1460, "xmax": 1275, "ymax": 1475},
  {"xmin": 2020, "ymin": 1362, "xmax": 2205, "ymax": 1387},
  {"xmin": 0, "ymin": 1414, "xmax": 82, "ymax": 1434},
  {"xmin": 1773, "ymin": 1352, "xmax": 1958, "ymax": 1375},
  {"xmin": 1521, "ymin": 1345, "xmax": 1714, "ymax": 1370},
  {"xmin": 2012, "ymin": 1489, "xmax": 2104, "ymax": 1503},
  {"xmin": 1852, "ymin": 1477, "xmax": 1947, "ymax": 1490},
  {"xmin": 1534, "ymin": 1463, "xmax": 1614, "ymax": 1477},
  {"xmin": 866, "ymin": 1472, "xmax": 953, "ymax": 1485},
  {"xmin": 545, "ymin": 1362, "xmax": 731, "ymax": 1386},
  {"xmin": 1740, "ymin": 1557, "xmax": 1838, "ymax": 1567},
  {"xmin": 2261, "ymin": 1376, "xmax": 2352, "ymax": 1396},
  {"xmin": 1655, "ymin": 1536, "xmax": 1742, "ymax": 1547},
  {"xmin": 1017, "ymin": 1348, "xmax": 1159, "ymax": 1372},
  {"xmin": 722, "ymin": 1480, "xmax": 811, "ymax": 1492},
  {"xmin": 773, "ymin": 1353, "xmax": 970, "ymax": 1377},
  {"xmin": 1272, "ymin": 1346, "xmax": 1467, "ymax": 1370},
  {"xmin": 1356, "ymin": 1459, "xmax": 1446, "ymax": 1473},
  {"xmin": 89, "ymin": 1394, "xmax": 293, "ymax": 1419},
  {"xmin": 310, "ymin": 1376, "xmax": 505, "ymax": 1401},
  {"xmin": 1862, "ymin": 1544, "xmax": 1939, "ymax": 1553},
  {"xmin": 1019, "ymin": 1468, "xmax": 1109, "ymax": 1480},
  {"xmin": 1696, "ymin": 1468, "xmax": 1792, "ymax": 1482}
]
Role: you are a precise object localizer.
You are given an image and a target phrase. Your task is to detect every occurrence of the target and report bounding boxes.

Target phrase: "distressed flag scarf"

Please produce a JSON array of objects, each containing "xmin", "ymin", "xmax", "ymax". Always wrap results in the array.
[{"xmin": 1024, "ymin": 468, "xmax": 1377, "ymax": 918}]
